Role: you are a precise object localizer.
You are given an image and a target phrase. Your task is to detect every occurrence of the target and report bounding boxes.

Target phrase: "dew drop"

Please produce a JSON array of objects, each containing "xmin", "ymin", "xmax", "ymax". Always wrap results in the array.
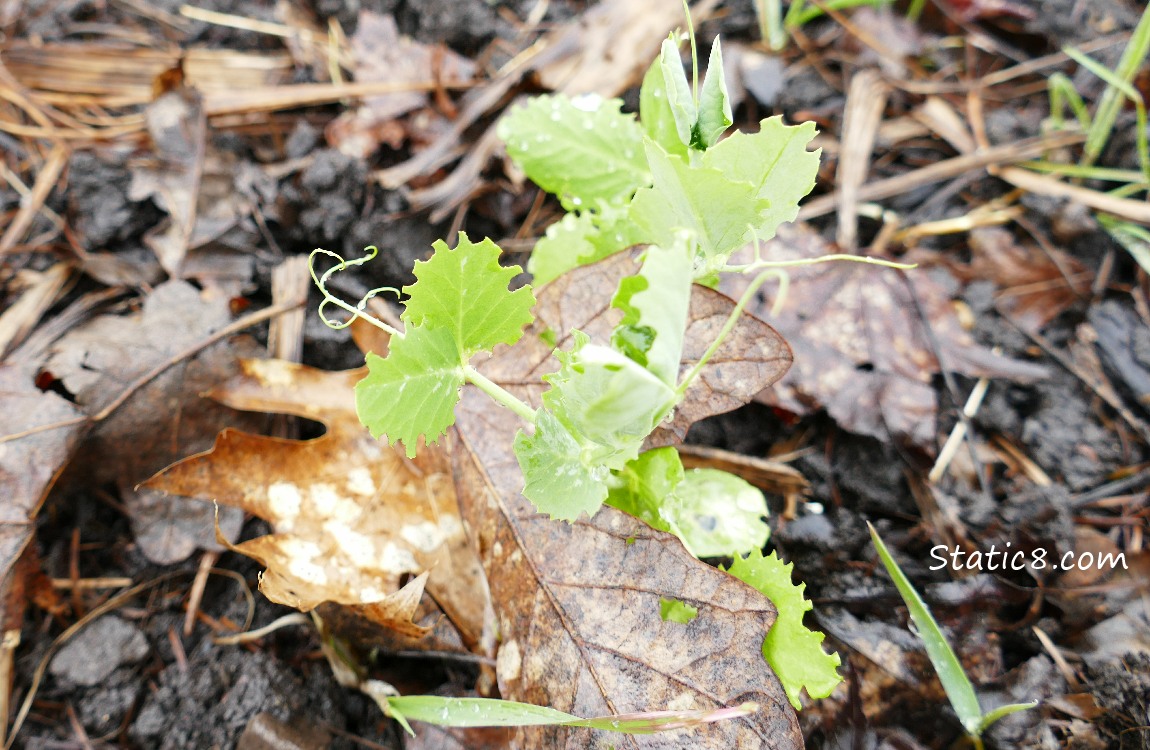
[{"xmin": 611, "ymin": 721, "xmax": 621, "ymax": 729}]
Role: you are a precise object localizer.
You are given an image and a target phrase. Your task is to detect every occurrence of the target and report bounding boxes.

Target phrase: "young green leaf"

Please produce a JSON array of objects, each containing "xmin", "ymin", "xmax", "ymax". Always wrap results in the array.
[
  {"xmin": 724, "ymin": 549, "xmax": 842, "ymax": 710},
  {"xmin": 356, "ymin": 326, "xmax": 465, "ymax": 458},
  {"xmin": 514, "ymin": 409, "xmax": 611, "ymax": 521},
  {"xmin": 528, "ymin": 207, "xmax": 641, "ymax": 286},
  {"xmin": 702, "ymin": 117, "xmax": 820, "ymax": 243},
  {"xmin": 498, "ymin": 93, "xmax": 649, "ymax": 210},
  {"xmin": 693, "ymin": 36, "xmax": 733, "ymax": 149},
  {"xmin": 402, "ymin": 233, "xmax": 535, "ymax": 356},
  {"xmin": 607, "ymin": 447, "xmax": 770, "ymax": 558},
  {"xmin": 384, "ymin": 694, "xmax": 758, "ymax": 735},
  {"xmin": 654, "ymin": 37, "xmax": 696, "ymax": 153},
  {"xmin": 659, "ymin": 597, "xmax": 699, "ymax": 624},
  {"xmin": 611, "ymin": 237, "xmax": 693, "ymax": 384},
  {"xmin": 640, "ymin": 38, "xmax": 691, "ymax": 157},
  {"xmin": 630, "ymin": 140, "xmax": 770, "ymax": 275},
  {"xmin": 543, "ymin": 332, "xmax": 677, "ymax": 459},
  {"xmin": 672, "ymin": 469, "xmax": 770, "ymax": 557}
]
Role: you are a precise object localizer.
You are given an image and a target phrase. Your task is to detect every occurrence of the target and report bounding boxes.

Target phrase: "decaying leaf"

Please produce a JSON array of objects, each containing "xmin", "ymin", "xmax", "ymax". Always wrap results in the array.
[
  {"xmin": 0, "ymin": 365, "xmax": 85, "ymax": 604},
  {"xmin": 450, "ymin": 254, "xmax": 802, "ymax": 748},
  {"xmin": 43, "ymin": 280, "xmax": 260, "ymax": 564},
  {"xmin": 145, "ymin": 359, "xmax": 488, "ymax": 646},
  {"xmin": 327, "ymin": 11, "xmax": 475, "ymax": 158},
  {"xmin": 454, "ymin": 393, "xmax": 800, "ymax": 749},
  {"xmin": 722, "ymin": 223, "xmax": 1048, "ymax": 447},
  {"xmin": 967, "ymin": 227, "xmax": 1090, "ymax": 334},
  {"xmin": 128, "ymin": 85, "xmax": 207, "ymax": 277}
]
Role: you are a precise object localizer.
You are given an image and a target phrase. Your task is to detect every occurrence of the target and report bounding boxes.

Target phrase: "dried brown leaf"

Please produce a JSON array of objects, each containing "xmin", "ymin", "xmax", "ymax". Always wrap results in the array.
[
  {"xmin": 479, "ymin": 250, "xmax": 791, "ymax": 443},
  {"xmin": 0, "ymin": 365, "xmax": 84, "ymax": 587},
  {"xmin": 327, "ymin": 11, "xmax": 474, "ymax": 158},
  {"xmin": 144, "ymin": 359, "xmax": 488, "ymax": 646},
  {"xmin": 967, "ymin": 227, "xmax": 1090, "ymax": 334},
  {"xmin": 453, "ymin": 391, "xmax": 801, "ymax": 749},
  {"xmin": 128, "ymin": 86, "xmax": 206, "ymax": 277},
  {"xmin": 449, "ymin": 253, "xmax": 801, "ymax": 749},
  {"xmin": 721, "ymin": 223, "xmax": 1048, "ymax": 447},
  {"xmin": 43, "ymin": 280, "xmax": 260, "ymax": 564}
]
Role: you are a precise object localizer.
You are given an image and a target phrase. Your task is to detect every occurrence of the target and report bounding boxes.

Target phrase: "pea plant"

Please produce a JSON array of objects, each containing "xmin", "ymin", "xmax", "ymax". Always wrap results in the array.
[{"xmin": 309, "ymin": 29, "xmax": 884, "ymax": 732}]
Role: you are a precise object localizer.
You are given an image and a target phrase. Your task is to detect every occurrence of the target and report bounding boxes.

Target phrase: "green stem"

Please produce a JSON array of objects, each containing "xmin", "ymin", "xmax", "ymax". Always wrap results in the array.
[
  {"xmin": 676, "ymin": 267, "xmax": 778, "ymax": 397},
  {"xmin": 319, "ymin": 295, "xmax": 403, "ymax": 338},
  {"xmin": 722, "ymin": 253, "xmax": 915, "ymax": 274},
  {"xmin": 463, "ymin": 365, "xmax": 537, "ymax": 424},
  {"xmin": 682, "ymin": 0, "xmax": 698, "ymax": 102}
]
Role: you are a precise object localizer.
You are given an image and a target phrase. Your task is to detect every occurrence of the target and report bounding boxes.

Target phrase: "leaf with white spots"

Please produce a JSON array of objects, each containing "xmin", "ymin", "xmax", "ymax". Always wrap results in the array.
[{"xmin": 142, "ymin": 359, "xmax": 489, "ymax": 647}]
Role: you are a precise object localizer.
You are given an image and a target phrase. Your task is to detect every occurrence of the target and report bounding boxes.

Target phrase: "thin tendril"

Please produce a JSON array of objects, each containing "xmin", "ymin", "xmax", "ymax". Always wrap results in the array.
[{"xmin": 309, "ymin": 247, "xmax": 403, "ymax": 337}]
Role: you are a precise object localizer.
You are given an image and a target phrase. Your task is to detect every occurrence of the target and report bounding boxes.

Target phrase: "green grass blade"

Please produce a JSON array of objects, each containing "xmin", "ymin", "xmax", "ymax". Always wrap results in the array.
[
  {"xmin": 975, "ymin": 701, "xmax": 1039, "ymax": 735},
  {"xmin": 867, "ymin": 523, "xmax": 983, "ymax": 736},
  {"xmin": 383, "ymin": 695, "xmax": 758, "ymax": 735},
  {"xmin": 1080, "ymin": 3, "xmax": 1150, "ymax": 167},
  {"xmin": 754, "ymin": 0, "xmax": 788, "ymax": 50}
]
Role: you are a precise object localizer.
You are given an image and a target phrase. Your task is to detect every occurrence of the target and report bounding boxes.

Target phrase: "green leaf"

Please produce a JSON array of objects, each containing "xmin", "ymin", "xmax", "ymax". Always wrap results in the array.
[
  {"xmin": 868, "ymin": 523, "xmax": 982, "ymax": 735},
  {"xmin": 387, "ymin": 696, "xmax": 576, "ymax": 732},
  {"xmin": 672, "ymin": 469, "xmax": 770, "ymax": 558},
  {"xmin": 543, "ymin": 331, "xmax": 677, "ymax": 462},
  {"xmin": 607, "ymin": 446, "xmax": 684, "ymax": 530},
  {"xmin": 402, "ymin": 233, "xmax": 535, "ymax": 356},
  {"xmin": 514, "ymin": 408, "xmax": 610, "ymax": 521},
  {"xmin": 611, "ymin": 237, "xmax": 693, "ymax": 384},
  {"xmin": 629, "ymin": 140, "xmax": 770, "ymax": 275},
  {"xmin": 657, "ymin": 37, "xmax": 697, "ymax": 153},
  {"xmin": 383, "ymin": 695, "xmax": 758, "ymax": 735},
  {"xmin": 659, "ymin": 597, "xmax": 699, "ymax": 624},
  {"xmin": 693, "ymin": 36, "xmax": 732, "ymax": 149},
  {"xmin": 498, "ymin": 93, "xmax": 649, "ymax": 210},
  {"xmin": 356, "ymin": 326, "xmax": 465, "ymax": 458},
  {"xmin": 724, "ymin": 550, "xmax": 842, "ymax": 711},
  {"xmin": 607, "ymin": 448, "xmax": 769, "ymax": 558},
  {"xmin": 702, "ymin": 117, "xmax": 820, "ymax": 242},
  {"xmin": 640, "ymin": 39, "xmax": 690, "ymax": 157},
  {"xmin": 975, "ymin": 701, "xmax": 1039, "ymax": 735},
  {"xmin": 528, "ymin": 212, "xmax": 598, "ymax": 286},
  {"xmin": 528, "ymin": 207, "xmax": 641, "ymax": 286}
]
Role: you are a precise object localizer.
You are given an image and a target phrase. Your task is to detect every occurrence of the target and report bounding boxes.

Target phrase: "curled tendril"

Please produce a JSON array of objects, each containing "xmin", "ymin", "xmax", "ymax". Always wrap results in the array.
[{"xmin": 308, "ymin": 246, "xmax": 403, "ymax": 336}]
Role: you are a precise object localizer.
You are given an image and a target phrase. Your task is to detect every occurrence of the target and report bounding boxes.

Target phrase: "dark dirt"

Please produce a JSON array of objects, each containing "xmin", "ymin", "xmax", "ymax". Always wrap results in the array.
[{"xmin": 5, "ymin": 0, "xmax": 1150, "ymax": 749}]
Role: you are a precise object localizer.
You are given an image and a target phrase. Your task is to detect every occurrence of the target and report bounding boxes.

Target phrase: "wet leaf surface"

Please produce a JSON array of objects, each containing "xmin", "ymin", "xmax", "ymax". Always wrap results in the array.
[{"xmin": 454, "ymin": 390, "xmax": 802, "ymax": 749}]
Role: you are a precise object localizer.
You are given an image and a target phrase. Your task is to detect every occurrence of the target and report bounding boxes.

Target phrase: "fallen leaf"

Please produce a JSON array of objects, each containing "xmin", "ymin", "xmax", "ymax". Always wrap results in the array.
[
  {"xmin": 721, "ymin": 223, "xmax": 1048, "ymax": 447},
  {"xmin": 128, "ymin": 85, "xmax": 207, "ymax": 277},
  {"xmin": 0, "ymin": 365, "xmax": 85, "ymax": 620},
  {"xmin": 43, "ymin": 280, "xmax": 260, "ymax": 564},
  {"xmin": 454, "ymin": 391, "xmax": 801, "ymax": 749},
  {"xmin": 967, "ymin": 227, "xmax": 1090, "ymax": 334},
  {"xmin": 450, "ymin": 254, "xmax": 802, "ymax": 748},
  {"xmin": 326, "ymin": 11, "xmax": 474, "ymax": 158},
  {"xmin": 144, "ymin": 358, "xmax": 488, "ymax": 647}
]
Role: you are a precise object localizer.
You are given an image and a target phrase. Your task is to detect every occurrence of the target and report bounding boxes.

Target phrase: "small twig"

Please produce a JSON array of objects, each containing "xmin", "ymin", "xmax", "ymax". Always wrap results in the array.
[
  {"xmin": 929, "ymin": 376, "xmax": 991, "ymax": 483},
  {"xmin": 183, "ymin": 550, "xmax": 218, "ymax": 637}
]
